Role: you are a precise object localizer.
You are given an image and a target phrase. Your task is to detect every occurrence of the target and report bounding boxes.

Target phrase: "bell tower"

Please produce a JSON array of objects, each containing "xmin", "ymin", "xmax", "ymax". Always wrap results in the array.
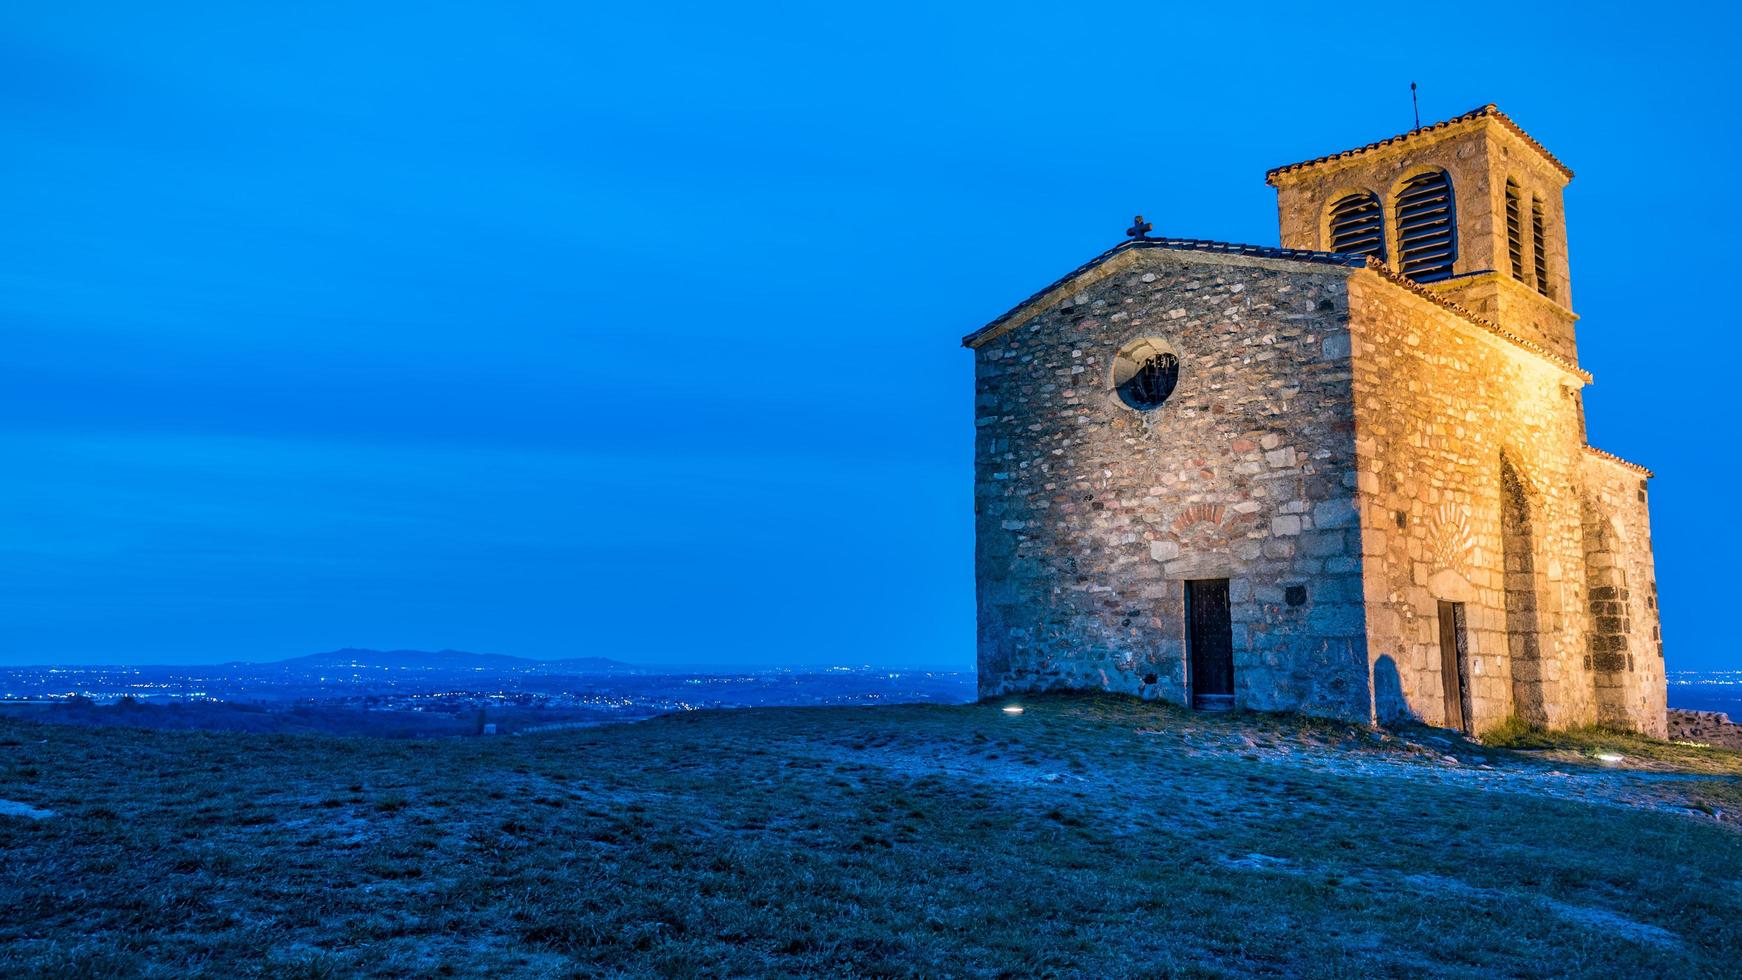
[{"xmin": 1266, "ymin": 105, "xmax": 1578, "ymax": 361}]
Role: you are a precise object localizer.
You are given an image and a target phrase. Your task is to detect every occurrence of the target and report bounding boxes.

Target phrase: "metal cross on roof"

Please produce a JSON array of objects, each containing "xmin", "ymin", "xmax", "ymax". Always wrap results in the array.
[{"xmin": 1126, "ymin": 215, "xmax": 1153, "ymax": 240}]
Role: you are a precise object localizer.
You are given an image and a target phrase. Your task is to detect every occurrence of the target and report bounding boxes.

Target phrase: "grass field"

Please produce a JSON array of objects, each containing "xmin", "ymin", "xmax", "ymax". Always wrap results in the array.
[{"xmin": 3, "ymin": 694, "xmax": 1740, "ymax": 977}]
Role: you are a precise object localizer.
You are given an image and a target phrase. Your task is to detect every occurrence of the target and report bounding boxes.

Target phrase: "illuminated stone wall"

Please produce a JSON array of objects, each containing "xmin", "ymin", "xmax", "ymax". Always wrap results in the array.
[
  {"xmin": 1342, "ymin": 270, "xmax": 1665, "ymax": 736},
  {"xmin": 970, "ymin": 249, "xmax": 1665, "ymax": 736},
  {"xmin": 1271, "ymin": 115, "xmax": 1577, "ymax": 362},
  {"xmin": 971, "ymin": 248, "xmax": 1372, "ymax": 721},
  {"xmin": 1345, "ymin": 271, "xmax": 1599, "ymax": 732},
  {"xmin": 1581, "ymin": 452, "xmax": 1668, "ymax": 735}
]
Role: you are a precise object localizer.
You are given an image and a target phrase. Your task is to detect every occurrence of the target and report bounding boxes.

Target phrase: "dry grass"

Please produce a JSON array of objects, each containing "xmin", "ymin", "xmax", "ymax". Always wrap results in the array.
[
  {"xmin": 2, "ymin": 694, "xmax": 1739, "ymax": 977},
  {"xmin": 1482, "ymin": 716, "xmax": 1742, "ymax": 819},
  {"xmin": 1484, "ymin": 717, "xmax": 1742, "ymax": 774}
]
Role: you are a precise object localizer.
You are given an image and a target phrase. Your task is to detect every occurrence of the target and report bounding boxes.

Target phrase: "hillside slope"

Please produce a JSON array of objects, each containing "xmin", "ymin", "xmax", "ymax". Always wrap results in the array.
[{"xmin": 2, "ymin": 695, "xmax": 1739, "ymax": 976}]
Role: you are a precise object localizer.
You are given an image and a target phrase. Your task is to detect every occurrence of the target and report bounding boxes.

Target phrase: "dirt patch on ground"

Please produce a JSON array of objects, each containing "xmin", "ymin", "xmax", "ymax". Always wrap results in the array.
[
  {"xmin": 1211, "ymin": 856, "xmax": 1684, "ymax": 952},
  {"xmin": 796, "ymin": 719, "xmax": 1735, "ymax": 827},
  {"xmin": 1403, "ymin": 873, "xmax": 1683, "ymax": 950},
  {"xmin": 0, "ymin": 799, "xmax": 54, "ymax": 820}
]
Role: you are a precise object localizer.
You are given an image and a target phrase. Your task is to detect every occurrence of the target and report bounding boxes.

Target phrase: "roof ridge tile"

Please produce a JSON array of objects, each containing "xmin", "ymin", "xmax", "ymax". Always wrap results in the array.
[
  {"xmin": 1583, "ymin": 445, "xmax": 1655, "ymax": 479},
  {"xmin": 1265, "ymin": 105, "xmax": 1573, "ymax": 185},
  {"xmin": 1356, "ymin": 257, "xmax": 1591, "ymax": 382},
  {"xmin": 963, "ymin": 240, "xmax": 1595, "ymax": 389},
  {"xmin": 962, "ymin": 238, "xmax": 1366, "ymax": 347}
]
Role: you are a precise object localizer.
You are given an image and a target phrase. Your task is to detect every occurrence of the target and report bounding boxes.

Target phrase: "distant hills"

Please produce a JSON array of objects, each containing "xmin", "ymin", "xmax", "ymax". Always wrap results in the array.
[{"xmin": 244, "ymin": 648, "xmax": 637, "ymax": 672}]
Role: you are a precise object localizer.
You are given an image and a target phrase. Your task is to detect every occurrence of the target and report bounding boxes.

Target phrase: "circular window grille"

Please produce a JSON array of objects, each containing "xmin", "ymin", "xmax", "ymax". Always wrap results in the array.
[{"xmin": 1113, "ymin": 339, "xmax": 1180, "ymax": 410}]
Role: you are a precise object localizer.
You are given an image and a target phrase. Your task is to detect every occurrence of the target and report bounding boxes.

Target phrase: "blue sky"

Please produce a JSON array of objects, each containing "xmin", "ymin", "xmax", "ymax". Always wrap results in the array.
[{"xmin": 2, "ymin": 2, "xmax": 1736, "ymax": 670}]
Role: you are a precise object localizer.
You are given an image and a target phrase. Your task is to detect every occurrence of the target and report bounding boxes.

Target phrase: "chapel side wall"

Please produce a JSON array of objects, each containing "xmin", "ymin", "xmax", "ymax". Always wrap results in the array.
[
  {"xmin": 973, "ymin": 252, "xmax": 1371, "ymax": 721},
  {"xmin": 1346, "ymin": 271, "xmax": 1594, "ymax": 733},
  {"xmin": 1581, "ymin": 453, "xmax": 1668, "ymax": 737}
]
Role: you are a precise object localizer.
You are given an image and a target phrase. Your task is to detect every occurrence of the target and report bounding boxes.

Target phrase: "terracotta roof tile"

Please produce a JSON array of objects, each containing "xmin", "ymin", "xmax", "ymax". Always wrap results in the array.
[
  {"xmin": 1583, "ymin": 445, "xmax": 1655, "ymax": 479},
  {"xmin": 962, "ymin": 238, "xmax": 1593, "ymax": 388},
  {"xmin": 1355, "ymin": 257, "xmax": 1592, "ymax": 383},
  {"xmin": 1264, "ymin": 104, "xmax": 1573, "ymax": 186}
]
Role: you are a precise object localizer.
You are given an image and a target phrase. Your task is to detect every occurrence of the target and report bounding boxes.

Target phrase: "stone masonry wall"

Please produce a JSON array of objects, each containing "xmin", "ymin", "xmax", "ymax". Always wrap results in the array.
[
  {"xmin": 1273, "ymin": 119, "xmax": 1577, "ymax": 361},
  {"xmin": 1275, "ymin": 124, "xmax": 1503, "ymax": 278},
  {"xmin": 1345, "ymin": 269, "xmax": 1598, "ymax": 733},
  {"xmin": 1581, "ymin": 452, "xmax": 1667, "ymax": 736},
  {"xmin": 972, "ymin": 250, "xmax": 1371, "ymax": 721},
  {"xmin": 1668, "ymin": 710, "xmax": 1742, "ymax": 750}
]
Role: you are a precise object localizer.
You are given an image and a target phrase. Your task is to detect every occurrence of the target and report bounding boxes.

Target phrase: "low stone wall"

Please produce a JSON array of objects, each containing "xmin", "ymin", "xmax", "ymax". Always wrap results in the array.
[{"xmin": 1668, "ymin": 709, "xmax": 1742, "ymax": 750}]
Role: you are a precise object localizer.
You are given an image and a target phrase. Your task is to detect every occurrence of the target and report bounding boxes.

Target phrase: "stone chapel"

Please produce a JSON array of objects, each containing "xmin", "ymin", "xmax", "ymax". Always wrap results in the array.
[{"xmin": 964, "ymin": 105, "xmax": 1666, "ymax": 736}]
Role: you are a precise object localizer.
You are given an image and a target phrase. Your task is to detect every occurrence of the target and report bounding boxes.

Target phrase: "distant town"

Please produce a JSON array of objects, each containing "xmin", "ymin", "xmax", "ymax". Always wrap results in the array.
[
  {"xmin": 0, "ymin": 649, "xmax": 977, "ymax": 737},
  {"xmin": 1666, "ymin": 668, "xmax": 1742, "ymax": 716},
  {"xmin": 1, "ymin": 650, "xmax": 1733, "ymax": 738}
]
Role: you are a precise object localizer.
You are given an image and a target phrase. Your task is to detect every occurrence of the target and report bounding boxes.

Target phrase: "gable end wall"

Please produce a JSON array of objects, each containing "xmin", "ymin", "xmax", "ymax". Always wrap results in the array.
[{"xmin": 973, "ymin": 252, "xmax": 1370, "ymax": 720}]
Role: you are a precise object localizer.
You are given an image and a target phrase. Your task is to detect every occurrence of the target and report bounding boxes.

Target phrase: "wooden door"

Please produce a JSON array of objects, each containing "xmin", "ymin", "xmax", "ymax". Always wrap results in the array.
[
  {"xmin": 1187, "ymin": 579, "xmax": 1234, "ymax": 709},
  {"xmin": 1437, "ymin": 600, "xmax": 1471, "ymax": 733}
]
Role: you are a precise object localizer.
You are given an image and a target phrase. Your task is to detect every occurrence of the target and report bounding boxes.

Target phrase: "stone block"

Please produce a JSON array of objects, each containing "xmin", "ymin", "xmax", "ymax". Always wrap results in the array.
[{"xmin": 1313, "ymin": 498, "xmax": 1358, "ymax": 528}]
